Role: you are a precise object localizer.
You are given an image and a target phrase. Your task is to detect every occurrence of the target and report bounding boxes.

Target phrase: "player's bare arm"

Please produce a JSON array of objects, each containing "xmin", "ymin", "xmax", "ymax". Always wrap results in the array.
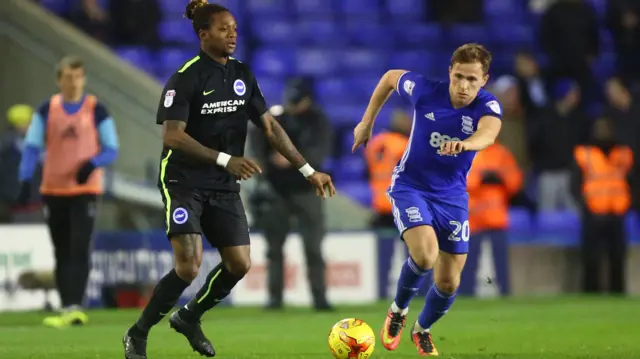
[
  {"xmin": 163, "ymin": 120, "xmax": 261, "ymax": 180},
  {"xmin": 163, "ymin": 120, "xmax": 221, "ymax": 163},
  {"xmin": 353, "ymin": 69, "xmax": 407, "ymax": 151},
  {"xmin": 262, "ymin": 113, "xmax": 336, "ymax": 198},
  {"xmin": 440, "ymin": 116, "xmax": 502, "ymax": 155}
]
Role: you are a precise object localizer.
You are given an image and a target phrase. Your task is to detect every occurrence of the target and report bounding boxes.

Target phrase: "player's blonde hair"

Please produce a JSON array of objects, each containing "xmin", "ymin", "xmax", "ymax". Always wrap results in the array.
[{"xmin": 451, "ymin": 43, "xmax": 492, "ymax": 75}]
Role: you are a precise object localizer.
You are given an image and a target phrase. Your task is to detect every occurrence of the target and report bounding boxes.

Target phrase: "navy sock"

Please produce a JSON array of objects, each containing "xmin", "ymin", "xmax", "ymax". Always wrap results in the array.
[
  {"xmin": 393, "ymin": 256, "xmax": 432, "ymax": 310},
  {"xmin": 417, "ymin": 284, "xmax": 457, "ymax": 330}
]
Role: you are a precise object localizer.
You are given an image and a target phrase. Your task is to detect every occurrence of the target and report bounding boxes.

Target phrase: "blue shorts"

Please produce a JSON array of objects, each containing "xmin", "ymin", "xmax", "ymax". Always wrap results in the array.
[{"xmin": 387, "ymin": 185, "xmax": 470, "ymax": 254}]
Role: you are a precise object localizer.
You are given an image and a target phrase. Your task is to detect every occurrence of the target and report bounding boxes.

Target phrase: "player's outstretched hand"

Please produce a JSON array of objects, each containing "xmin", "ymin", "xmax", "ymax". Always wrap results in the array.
[
  {"xmin": 439, "ymin": 140, "xmax": 469, "ymax": 156},
  {"xmin": 307, "ymin": 171, "xmax": 337, "ymax": 198},
  {"xmin": 352, "ymin": 121, "xmax": 373, "ymax": 152},
  {"xmin": 226, "ymin": 156, "xmax": 262, "ymax": 180}
]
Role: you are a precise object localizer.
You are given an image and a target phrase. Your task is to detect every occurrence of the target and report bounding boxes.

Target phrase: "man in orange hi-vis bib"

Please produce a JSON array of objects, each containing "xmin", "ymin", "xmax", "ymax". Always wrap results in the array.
[
  {"xmin": 18, "ymin": 56, "xmax": 119, "ymax": 327},
  {"xmin": 572, "ymin": 117, "xmax": 633, "ymax": 294},
  {"xmin": 460, "ymin": 140, "xmax": 522, "ymax": 296},
  {"xmin": 364, "ymin": 109, "xmax": 410, "ymax": 229}
]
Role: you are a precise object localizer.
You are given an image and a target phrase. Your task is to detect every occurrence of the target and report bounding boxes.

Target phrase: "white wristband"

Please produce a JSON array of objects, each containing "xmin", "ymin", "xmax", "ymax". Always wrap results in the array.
[
  {"xmin": 298, "ymin": 163, "xmax": 315, "ymax": 177},
  {"xmin": 216, "ymin": 152, "xmax": 231, "ymax": 167}
]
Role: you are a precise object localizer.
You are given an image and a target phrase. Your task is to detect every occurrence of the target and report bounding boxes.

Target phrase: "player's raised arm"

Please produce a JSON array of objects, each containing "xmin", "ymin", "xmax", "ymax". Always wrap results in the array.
[
  {"xmin": 462, "ymin": 115, "xmax": 501, "ymax": 151},
  {"xmin": 353, "ymin": 70, "xmax": 412, "ymax": 152}
]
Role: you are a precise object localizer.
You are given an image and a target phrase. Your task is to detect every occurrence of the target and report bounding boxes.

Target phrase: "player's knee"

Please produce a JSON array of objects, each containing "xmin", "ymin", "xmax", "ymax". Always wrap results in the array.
[
  {"xmin": 434, "ymin": 276, "xmax": 460, "ymax": 294},
  {"xmin": 409, "ymin": 251, "xmax": 438, "ymax": 271},
  {"xmin": 224, "ymin": 257, "xmax": 251, "ymax": 277},
  {"xmin": 404, "ymin": 226, "xmax": 439, "ymax": 270},
  {"xmin": 175, "ymin": 261, "xmax": 201, "ymax": 282}
]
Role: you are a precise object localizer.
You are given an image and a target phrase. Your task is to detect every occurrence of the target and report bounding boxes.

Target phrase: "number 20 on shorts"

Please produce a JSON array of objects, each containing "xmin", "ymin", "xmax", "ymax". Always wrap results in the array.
[{"xmin": 448, "ymin": 220, "xmax": 470, "ymax": 242}]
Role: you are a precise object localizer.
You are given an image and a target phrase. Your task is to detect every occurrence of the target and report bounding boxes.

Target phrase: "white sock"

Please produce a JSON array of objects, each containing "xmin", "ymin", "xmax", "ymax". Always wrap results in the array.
[
  {"xmin": 413, "ymin": 321, "xmax": 429, "ymax": 333},
  {"xmin": 390, "ymin": 301, "xmax": 409, "ymax": 316}
]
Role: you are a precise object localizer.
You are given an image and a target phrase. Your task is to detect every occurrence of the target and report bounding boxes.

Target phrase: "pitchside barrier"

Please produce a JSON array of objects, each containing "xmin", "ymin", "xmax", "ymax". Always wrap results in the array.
[{"xmin": 1, "ymin": 211, "xmax": 639, "ymax": 311}]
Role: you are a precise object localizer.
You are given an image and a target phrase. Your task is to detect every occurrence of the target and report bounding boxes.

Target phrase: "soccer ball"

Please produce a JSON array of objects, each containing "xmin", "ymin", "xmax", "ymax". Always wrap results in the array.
[{"xmin": 328, "ymin": 318, "xmax": 375, "ymax": 359}]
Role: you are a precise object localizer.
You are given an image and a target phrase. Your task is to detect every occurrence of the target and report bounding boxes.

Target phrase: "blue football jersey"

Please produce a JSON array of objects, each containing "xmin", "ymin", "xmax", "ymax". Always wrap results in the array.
[{"xmin": 390, "ymin": 71, "xmax": 502, "ymax": 195}]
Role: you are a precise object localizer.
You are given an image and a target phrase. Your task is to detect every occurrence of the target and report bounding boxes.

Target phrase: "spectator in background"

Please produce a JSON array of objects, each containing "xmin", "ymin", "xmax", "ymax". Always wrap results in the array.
[
  {"xmin": 429, "ymin": 0, "xmax": 483, "ymax": 23},
  {"xmin": 250, "ymin": 78, "xmax": 333, "ymax": 311},
  {"xmin": 0, "ymin": 105, "xmax": 42, "ymax": 223},
  {"xmin": 607, "ymin": 0, "xmax": 640, "ymax": 87},
  {"xmin": 571, "ymin": 117, "xmax": 633, "ymax": 294},
  {"xmin": 108, "ymin": 0, "xmax": 161, "ymax": 48},
  {"xmin": 514, "ymin": 51, "xmax": 549, "ymax": 118},
  {"xmin": 70, "ymin": 0, "xmax": 110, "ymax": 43},
  {"xmin": 539, "ymin": 0, "xmax": 599, "ymax": 99},
  {"xmin": 604, "ymin": 78, "xmax": 637, "ymax": 146},
  {"xmin": 604, "ymin": 77, "xmax": 640, "ymax": 209},
  {"xmin": 364, "ymin": 109, "xmax": 410, "ymax": 229},
  {"xmin": 529, "ymin": 79, "xmax": 589, "ymax": 211},
  {"xmin": 461, "ymin": 141, "xmax": 523, "ymax": 296}
]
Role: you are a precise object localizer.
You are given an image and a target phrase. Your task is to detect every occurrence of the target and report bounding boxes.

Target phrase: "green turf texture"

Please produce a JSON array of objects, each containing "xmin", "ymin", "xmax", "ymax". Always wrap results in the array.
[{"xmin": 0, "ymin": 296, "xmax": 638, "ymax": 359}]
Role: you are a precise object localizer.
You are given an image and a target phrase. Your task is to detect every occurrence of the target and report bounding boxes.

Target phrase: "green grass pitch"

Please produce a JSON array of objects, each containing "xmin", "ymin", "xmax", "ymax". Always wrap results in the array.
[{"xmin": 1, "ymin": 296, "xmax": 638, "ymax": 358}]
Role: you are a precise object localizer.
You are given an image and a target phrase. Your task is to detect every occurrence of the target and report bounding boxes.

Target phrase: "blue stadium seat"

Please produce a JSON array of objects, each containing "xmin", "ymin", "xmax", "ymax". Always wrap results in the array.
[
  {"xmin": 344, "ymin": 22, "xmax": 393, "ymax": 47},
  {"xmin": 338, "ymin": 181, "xmax": 372, "ymax": 207},
  {"xmin": 325, "ymin": 105, "xmax": 364, "ymax": 126},
  {"xmin": 389, "ymin": 51, "xmax": 448, "ymax": 74},
  {"xmin": 484, "ymin": 0, "xmax": 525, "ymax": 21},
  {"xmin": 386, "ymin": 0, "xmax": 425, "ymax": 19},
  {"xmin": 333, "ymin": 156, "xmax": 367, "ymax": 182},
  {"xmin": 488, "ymin": 24, "xmax": 534, "ymax": 46},
  {"xmin": 158, "ymin": 48, "xmax": 194, "ymax": 72},
  {"xmin": 296, "ymin": 20, "xmax": 343, "ymax": 46},
  {"xmin": 159, "ymin": 20, "xmax": 197, "ymax": 44},
  {"xmin": 340, "ymin": 49, "xmax": 388, "ymax": 74},
  {"xmin": 509, "ymin": 207, "xmax": 532, "ymax": 232},
  {"xmin": 254, "ymin": 77, "xmax": 285, "ymax": 105},
  {"xmin": 339, "ymin": 0, "xmax": 381, "ymax": 15},
  {"xmin": 295, "ymin": 48, "xmax": 338, "ymax": 76},
  {"xmin": 316, "ymin": 78, "xmax": 352, "ymax": 104},
  {"xmin": 292, "ymin": 0, "xmax": 336, "ymax": 16},
  {"xmin": 251, "ymin": 48, "xmax": 296, "ymax": 77},
  {"xmin": 251, "ymin": 20, "xmax": 296, "ymax": 44},
  {"xmin": 538, "ymin": 211, "xmax": 579, "ymax": 231},
  {"xmin": 393, "ymin": 24, "xmax": 443, "ymax": 47},
  {"xmin": 450, "ymin": 25, "xmax": 489, "ymax": 46},
  {"xmin": 158, "ymin": 0, "xmax": 187, "ymax": 17},
  {"xmin": 246, "ymin": 0, "xmax": 289, "ymax": 15},
  {"xmin": 115, "ymin": 47, "xmax": 153, "ymax": 72},
  {"xmin": 626, "ymin": 212, "xmax": 639, "ymax": 243},
  {"xmin": 39, "ymin": 0, "xmax": 69, "ymax": 14}
]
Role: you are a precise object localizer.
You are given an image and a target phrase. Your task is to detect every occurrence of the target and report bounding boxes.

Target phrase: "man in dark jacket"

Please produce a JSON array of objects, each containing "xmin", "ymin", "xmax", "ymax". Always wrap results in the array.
[
  {"xmin": 250, "ymin": 77, "xmax": 333, "ymax": 310},
  {"xmin": 539, "ymin": 0, "xmax": 599, "ymax": 101},
  {"xmin": 529, "ymin": 79, "xmax": 591, "ymax": 211}
]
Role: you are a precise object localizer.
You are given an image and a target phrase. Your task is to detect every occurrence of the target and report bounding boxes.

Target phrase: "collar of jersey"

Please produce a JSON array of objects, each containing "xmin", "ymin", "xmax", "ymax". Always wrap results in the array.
[{"xmin": 199, "ymin": 50, "xmax": 229, "ymax": 69}]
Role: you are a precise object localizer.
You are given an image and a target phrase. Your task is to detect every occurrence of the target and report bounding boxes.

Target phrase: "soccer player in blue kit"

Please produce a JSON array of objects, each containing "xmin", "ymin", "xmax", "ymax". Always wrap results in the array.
[{"xmin": 353, "ymin": 44, "xmax": 503, "ymax": 356}]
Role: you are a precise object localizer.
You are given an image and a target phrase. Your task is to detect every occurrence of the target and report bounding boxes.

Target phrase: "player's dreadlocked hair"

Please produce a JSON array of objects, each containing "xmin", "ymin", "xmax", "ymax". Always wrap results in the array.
[
  {"xmin": 451, "ymin": 43, "xmax": 492, "ymax": 75},
  {"xmin": 185, "ymin": 0, "xmax": 230, "ymax": 35}
]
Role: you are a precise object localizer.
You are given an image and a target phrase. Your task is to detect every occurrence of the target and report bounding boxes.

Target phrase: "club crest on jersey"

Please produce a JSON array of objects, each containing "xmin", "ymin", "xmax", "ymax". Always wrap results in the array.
[
  {"xmin": 486, "ymin": 100, "xmax": 501, "ymax": 115},
  {"xmin": 403, "ymin": 80, "xmax": 415, "ymax": 96},
  {"xmin": 461, "ymin": 116, "xmax": 474, "ymax": 135},
  {"xmin": 164, "ymin": 90, "xmax": 176, "ymax": 108},
  {"xmin": 234, "ymin": 79, "xmax": 246, "ymax": 96}
]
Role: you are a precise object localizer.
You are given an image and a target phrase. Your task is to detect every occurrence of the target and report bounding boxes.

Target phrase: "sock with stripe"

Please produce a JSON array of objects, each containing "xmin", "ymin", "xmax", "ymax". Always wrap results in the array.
[
  {"xmin": 392, "ymin": 256, "xmax": 432, "ymax": 313},
  {"xmin": 180, "ymin": 262, "xmax": 243, "ymax": 321},
  {"xmin": 416, "ymin": 284, "xmax": 457, "ymax": 332},
  {"xmin": 130, "ymin": 269, "xmax": 191, "ymax": 337}
]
